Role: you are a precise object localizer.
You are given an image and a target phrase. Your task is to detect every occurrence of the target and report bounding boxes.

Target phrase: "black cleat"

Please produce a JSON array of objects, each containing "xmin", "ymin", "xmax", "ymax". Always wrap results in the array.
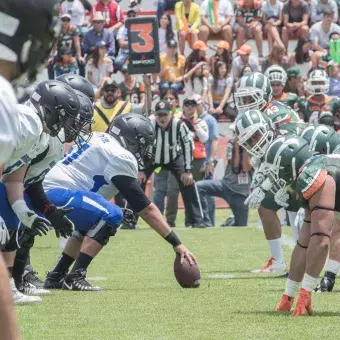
[
  {"xmin": 23, "ymin": 270, "xmax": 45, "ymax": 289},
  {"xmin": 314, "ymin": 276, "xmax": 335, "ymax": 293},
  {"xmin": 62, "ymin": 269, "xmax": 104, "ymax": 291},
  {"xmin": 44, "ymin": 271, "xmax": 67, "ymax": 289},
  {"xmin": 120, "ymin": 223, "xmax": 136, "ymax": 230}
]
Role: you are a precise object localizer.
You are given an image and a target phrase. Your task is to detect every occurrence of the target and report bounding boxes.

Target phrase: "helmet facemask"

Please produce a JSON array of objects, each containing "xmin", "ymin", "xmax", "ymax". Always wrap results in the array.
[
  {"xmin": 235, "ymin": 87, "xmax": 267, "ymax": 112},
  {"xmin": 306, "ymin": 71, "xmax": 330, "ymax": 95}
]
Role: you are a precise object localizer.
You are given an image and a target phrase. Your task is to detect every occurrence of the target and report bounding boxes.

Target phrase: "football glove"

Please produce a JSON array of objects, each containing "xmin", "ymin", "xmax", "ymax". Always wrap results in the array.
[
  {"xmin": 0, "ymin": 216, "xmax": 9, "ymax": 246},
  {"xmin": 121, "ymin": 208, "xmax": 137, "ymax": 226},
  {"xmin": 45, "ymin": 207, "xmax": 74, "ymax": 238},
  {"xmin": 274, "ymin": 188, "xmax": 289, "ymax": 208},
  {"xmin": 245, "ymin": 187, "xmax": 265, "ymax": 209}
]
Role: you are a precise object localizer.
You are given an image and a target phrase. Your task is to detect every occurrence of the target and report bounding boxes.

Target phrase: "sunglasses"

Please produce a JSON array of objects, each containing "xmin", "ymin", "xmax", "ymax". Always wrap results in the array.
[{"xmin": 104, "ymin": 88, "xmax": 117, "ymax": 93}]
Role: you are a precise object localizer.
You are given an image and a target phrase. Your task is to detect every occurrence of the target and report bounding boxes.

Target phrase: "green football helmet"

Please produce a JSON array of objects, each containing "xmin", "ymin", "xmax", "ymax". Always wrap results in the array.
[
  {"xmin": 263, "ymin": 135, "xmax": 313, "ymax": 193},
  {"xmin": 331, "ymin": 98, "xmax": 340, "ymax": 114},
  {"xmin": 235, "ymin": 72, "xmax": 272, "ymax": 112},
  {"xmin": 300, "ymin": 125, "xmax": 340, "ymax": 155},
  {"xmin": 318, "ymin": 111, "xmax": 334, "ymax": 127},
  {"xmin": 235, "ymin": 109, "xmax": 274, "ymax": 158}
]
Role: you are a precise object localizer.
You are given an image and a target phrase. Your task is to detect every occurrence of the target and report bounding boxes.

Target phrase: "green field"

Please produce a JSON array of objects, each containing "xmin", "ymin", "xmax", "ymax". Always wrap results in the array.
[{"xmin": 17, "ymin": 210, "xmax": 339, "ymax": 340}]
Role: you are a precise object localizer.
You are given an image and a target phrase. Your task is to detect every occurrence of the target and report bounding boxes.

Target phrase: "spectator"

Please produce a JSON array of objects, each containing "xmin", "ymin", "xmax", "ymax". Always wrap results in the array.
[
  {"xmin": 159, "ymin": 39, "xmax": 186, "ymax": 93},
  {"xmin": 185, "ymin": 40, "xmax": 210, "ymax": 75},
  {"xmin": 235, "ymin": 0, "xmax": 263, "ymax": 57},
  {"xmin": 118, "ymin": 64, "xmax": 145, "ymax": 104},
  {"xmin": 284, "ymin": 66, "xmax": 306, "ymax": 97},
  {"xmin": 166, "ymin": 97, "xmax": 209, "ymax": 228},
  {"xmin": 210, "ymin": 40, "xmax": 231, "ymax": 75},
  {"xmin": 288, "ymin": 37, "xmax": 313, "ymax": 74},
  {"xmin": 47, "ymin": 13, "xmax": 85, "ymax": 79},
  {"xmin": 208, "ymin": 61, "xmax": 236, "ymax": 121},
  {"xmin": 161, "ymin": 89, "xmax": 183, "ymax": 117},
  {"xmin": 86, "ymin": 41, "xmax": 113, "ymax": 90},
  {"xmin": 158, "ymin": 14, "xmax": 177, "ymax": 54},
  {"xmin": 197, "ymin": 137, "xmax": 252, "ymax": 227},
  {"xmin": 92, "ymin": 0, "xmax": 124, "ymax": 32},
  {"xmin": 240, "ymin": 65, "xmax": 254, "ymax": 76},
  {"xmin": 92, "ymin": 77, "xmax": 151, "ymax": 132},
  {"xmin": 282, "ymin": 0, "xmax": 309, "ymax": 50},
  {"xmin": 309, "ymin": 9, "xmax": 340, "ymax": 53},
  {"xmin": 82, "ymin": 11, "xmax": 115, "ymax": 62},
  {"xmin": 327, "ymin": 61, "xmax": 340, "ymax": 96},
  {"xmin": 54, "ymin": 47, "xmax": 78, "ymax": 77},
  {"xmin": 261, "ymin": 42, "xmax": 288, "ymax": 73},
  {"xmin": 262, "ymin": 0, "xmax": 285, "ymax": 50},
  {"xmin": 183, "ymin": 61, "xmax": 209, "ymax": 97},
  {"xmin": 157, "ymin": 0, "xmax": 180, "ymax": 20},
  {"xmin": 60, "ymin": 0, "xmax": 87, "ymax": 35},
  {"xmin": 310, "ymin": 0, "xmax": 338, "ymax": 25},
  {"xmin": 175, "ymin": 0, "xmax": 200, "ymax": 55},
  {"xmin": 199, "ymin": 0, "xmax": 234, "ymax": 48},
  {"xmin": 231, "ymin": 45, "xmax": 259, "ymax": 83},
  {"xmin": 115, "ymin": 9, "xmax": 137, "ymax": 71}
]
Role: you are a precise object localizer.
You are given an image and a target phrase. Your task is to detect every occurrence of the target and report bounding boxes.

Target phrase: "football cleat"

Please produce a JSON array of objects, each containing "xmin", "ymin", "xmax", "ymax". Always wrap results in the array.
[
  {"xmin": 292, "ymin": 288, "xmax": 313, "ymax": 317},
  {"xmin": 44, "ymin": 271, "xmax": 67, "ymax": 289},
  {"xmin": 23, "ymin": 268, "xmax": 45, "ymax": 288},
  {"xmin": 314, "ymin": 276, "xmax": 335, "ymax": 293},
  {"xmin": 251, "ymin": 257, "xmax": 287, "ymax": 273},
  {"xmin": 62, "ymin": 269, "xmax": 104, "ymax": 291},
  {"xmin": 120, "ymin": 223, "xmax": 136, "ymax": 230},
  {"xmin": 18, "ymin": 281, "xmax": 51, "ymax": 295},
  {"xmin": 276, "ymin": 294, "xmax": 294, "ymax": 312},
  {"xmin": 10, "ymin": 279, "xmax": 42, "ymax": 304}
]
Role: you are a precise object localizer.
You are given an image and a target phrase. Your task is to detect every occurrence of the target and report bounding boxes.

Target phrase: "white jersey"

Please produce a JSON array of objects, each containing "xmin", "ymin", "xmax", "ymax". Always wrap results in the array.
[
  {"xmin": 2, "ymin": 104, "xmax": 49, "ymax": 176},
  {"xmin": 24, "ymin": 134, "xmax": 64, "ymax": 188},
  {"xmin": 43, "ymin": 132, "xmax": 138, "ymax": 200},
  {"xmin": 0, "ymin": 76, "xmax": 21, "ymax": 164}
]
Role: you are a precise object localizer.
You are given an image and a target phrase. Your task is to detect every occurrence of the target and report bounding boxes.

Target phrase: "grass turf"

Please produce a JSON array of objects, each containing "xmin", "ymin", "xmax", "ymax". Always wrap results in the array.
[{"xmin": 17, "ymin": 210, "xmax": 339, "ymax": 340}]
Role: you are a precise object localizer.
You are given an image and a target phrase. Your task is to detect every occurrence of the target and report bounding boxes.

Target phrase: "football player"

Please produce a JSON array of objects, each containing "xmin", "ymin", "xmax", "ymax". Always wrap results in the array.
[
  {"xmin": 295, "ymin": 69, "xmax": 338, "ymax": 124},
  {"xmin": 263, "ymin": 135, "xmax": 340, "ymax": 316},
  {"xmin": 264, "ymin": 65, "xmax": 298, "ymax": 108},
  {"xmin": 43, "ymin": 114, "xmax": 197, "ymax": 291}
]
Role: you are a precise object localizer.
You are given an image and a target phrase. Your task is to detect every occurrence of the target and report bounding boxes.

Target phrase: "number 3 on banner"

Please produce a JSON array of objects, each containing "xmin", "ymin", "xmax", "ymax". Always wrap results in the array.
[{"xmin": 131, "ymin": 23, "xmax": 154, "ymax": 53}]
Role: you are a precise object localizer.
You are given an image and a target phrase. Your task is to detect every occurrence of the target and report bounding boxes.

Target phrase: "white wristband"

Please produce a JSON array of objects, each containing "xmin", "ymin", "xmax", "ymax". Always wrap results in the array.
[{"xmin": 11, "ymin": 200, "xmax": 35, "ymax": 228}]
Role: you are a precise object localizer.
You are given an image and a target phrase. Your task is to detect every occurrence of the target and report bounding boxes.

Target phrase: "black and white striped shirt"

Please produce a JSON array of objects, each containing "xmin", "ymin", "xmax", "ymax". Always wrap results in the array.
[{"xmin": 149, "ymin": 115, "xmax": 193, "ymax": 171}]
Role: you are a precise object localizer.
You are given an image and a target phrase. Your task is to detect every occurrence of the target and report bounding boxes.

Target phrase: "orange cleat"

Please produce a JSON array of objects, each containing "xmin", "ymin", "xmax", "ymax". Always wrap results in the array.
[
  {"xmin": 291, "ymin": 288, "xmax": 313, "ymax": 317},
  {"xmin": 276, "ymin": 294, "xmax": 295, "ymax": 312}
]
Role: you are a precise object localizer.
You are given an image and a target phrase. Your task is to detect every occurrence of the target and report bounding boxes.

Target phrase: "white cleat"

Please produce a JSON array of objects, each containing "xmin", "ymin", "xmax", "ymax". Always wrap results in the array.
[
  {"xmin": 19, "ymin": 282, "xmax": 51, "ymax": 296},
  {"xmin": 251, "ymin": 257, "xmax": 287, "ymax": 274},
  {"xmin": 10, "ymin": 279, "xmax": 42, "ymax": 304}
]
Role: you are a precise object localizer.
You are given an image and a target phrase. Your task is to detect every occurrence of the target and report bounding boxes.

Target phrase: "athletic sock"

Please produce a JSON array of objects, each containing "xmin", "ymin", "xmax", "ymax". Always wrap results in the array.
[
  {"xmin": 53, "ymin": 252, "xmax": 75, "ymax": 273},
  {"xmin": 71, "ymin": 252, "xmax": 94, "ymax": 272},
  {"xmin": 301, "ymin": 273, "xmax": 318, "ymax": 292},
  {"xmin": 12, "ymin": 247, "xmax": 30, "ymax": 286},
  {"xmin": 284, "ymin": 278, "xmax": 300, "ymax": 297},
  {"xmin": 325, "ymin": 259, "xmax": 340, "ymax": 276},
  {"xmin": 7, "ymin": 266, "xmax": 13, "ymax": 278},
  {"xmin": 268, "ymin": 238, "xmax": 285, "ymax": 263}
]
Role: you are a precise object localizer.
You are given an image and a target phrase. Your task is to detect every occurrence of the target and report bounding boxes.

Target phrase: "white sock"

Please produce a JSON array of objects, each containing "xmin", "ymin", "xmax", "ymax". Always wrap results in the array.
[
  {"xmin": 325, "ymin": 259, "xmax": 340, "ymax": 275},
  {"xmin": 287, "ymin": 211, "xmax": 299, "ymax": 242},
  {"xmin": 284, "ymin": 279, "xmax": 300, "ymax": 297},
  {"xmin": 268, "ymin": 238, "xmax": 285, "ymax": 263},
  {"xmin": 301, "ymin": 273, "xmax": 318, "ymax": 292}
]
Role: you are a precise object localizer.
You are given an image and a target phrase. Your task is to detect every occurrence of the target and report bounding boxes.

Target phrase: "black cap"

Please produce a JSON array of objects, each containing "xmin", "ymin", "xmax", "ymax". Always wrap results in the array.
[
  {"xmin": 127, "ymin": 8, "xmax": 137, "ymax": 15},
  {"xmin": 155, "ymin": 100, "xmax": 172, "ymax": 115},
  {"xmin": 183, "ymin": 98, "xmax": 197, "ymax": 106},
  {"xmin": 102, "ymin": 79, "xmax": 119, "ymax": 90},
  {"xmin": 167, "ymin": 39, "xmax": 178, "ymax": 48},
  {"xmin": 59, "ymin": 46, "xmax": 72, "ymax": 55}
]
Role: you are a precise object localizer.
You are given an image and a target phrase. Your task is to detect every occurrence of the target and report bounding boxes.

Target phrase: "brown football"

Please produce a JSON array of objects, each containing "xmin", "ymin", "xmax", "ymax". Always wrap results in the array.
[{"xmin": 174, "ymin": 254, "xmax": 201, "ymax": 288}]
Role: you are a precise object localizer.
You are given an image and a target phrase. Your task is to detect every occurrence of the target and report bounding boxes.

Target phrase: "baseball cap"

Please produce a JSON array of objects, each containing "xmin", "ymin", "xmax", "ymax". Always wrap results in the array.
[
  {"xmin": 183, "ymin": 98, "xmax": 198, "ymax": 106},
  {"xmin": 216, "ymin": 40, "xmax": 230, "ymax": 51},
  {"xmin": 287, "ymin": 66, "xmax": 302, "ymax": 78},
  {"xmin": 167, "ymin": 39, "xmax": 178, "ymax": 48},
  {"xmin": 92, "ymin": 12, "xmax": 105, "ymax": 22},
  {"xmin": 155, "ymin": 100, "xmax": 172, "ymax": 115},
  {"xmin": 236, "ymin": 45, "xmax": 252, "ymax": 56},
  {"xmin": 59, "ymin": 46, "xmax": 72, "ymax": 55},
  {"xmin": 192, "ymin": 40, "xmax": 208, "ymax": 52},
  {"xmin": 102, "ymin": 79, "xmax": 119, "ymax": 90},
  {"xmin": 188, "ymin": 94, "xmax": 203, "ymax": 105},
  {"xmin": 127, "ymin": 8, "xmax": 138, "ymax": 16},
  {"xmin": 60, "ymin": 13, "xmax": 71, "ymax": 20}
]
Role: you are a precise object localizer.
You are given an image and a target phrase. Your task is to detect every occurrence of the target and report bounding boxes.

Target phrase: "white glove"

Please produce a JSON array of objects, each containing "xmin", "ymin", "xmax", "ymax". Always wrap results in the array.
[
  {"xmin": 245, "ymin": 187, "xmax": 266, "ymax": 209},
  {"xmin": 274, "ymin": 188, "xmax": 289, "ymax": 208},
  {"xmin": 251, "ymin": 171, "xmax": 265, "ymax": 190},
  {"xmin": 0, "ymin": 216, "xmax": 9, "ymax": 246},
  {"xmin": 294, "ymin": 208, "xmax": 305, "ymax": 232}
]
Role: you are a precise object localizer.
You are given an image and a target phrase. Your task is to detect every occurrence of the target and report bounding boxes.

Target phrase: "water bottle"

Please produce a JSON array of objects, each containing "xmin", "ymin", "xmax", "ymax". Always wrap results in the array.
[
  {"xmin": 330, "ymin": 39, "xmax": 336, "ymax": 62},
  {"xmin": 336, "ymin": 39, "xmax": 340, "ymax": 64}
]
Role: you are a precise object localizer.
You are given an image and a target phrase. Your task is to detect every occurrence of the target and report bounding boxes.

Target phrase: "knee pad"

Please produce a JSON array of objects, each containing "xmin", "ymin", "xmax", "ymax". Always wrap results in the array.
[
  {"xmin": 72, "ymin": 230, "xmax": 86, "ymax": 243},
  {"xmin": 87, "ymin": 222, "xmax": 117, "ymax": 246},
  {"xmin": 296, "ymin": 241, "xmax": 308, "ymax": 249},
  {"xmin": 311, "ymin": 232, "xmax": 330, "ymax": 239}
]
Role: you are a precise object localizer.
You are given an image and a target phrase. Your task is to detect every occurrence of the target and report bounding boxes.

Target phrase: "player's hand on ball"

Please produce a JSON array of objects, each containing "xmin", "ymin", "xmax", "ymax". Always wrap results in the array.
[
  {"xmin": 46, "ymin": 207, "xmax": 74, "ymax": 238},
  {"xmin": 174, "ymin": 244, "xmax": 197, "ymax": 265}
]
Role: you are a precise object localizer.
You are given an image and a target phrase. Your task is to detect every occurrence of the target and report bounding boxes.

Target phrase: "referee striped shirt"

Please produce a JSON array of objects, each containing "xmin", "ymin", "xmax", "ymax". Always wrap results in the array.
[{"xmin": 149, "ymin": 115, "xmax": 193, "ymax": 171}]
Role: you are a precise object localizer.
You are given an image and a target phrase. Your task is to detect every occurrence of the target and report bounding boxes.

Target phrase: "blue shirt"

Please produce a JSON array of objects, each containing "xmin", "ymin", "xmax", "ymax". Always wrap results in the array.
[
  {"xmin": 82, "ymin": 28, "xmax": 115, "ymax": 58},
  {"xmin": 328, "ymin": 77, "xmax": 340, "ymax": 97},
  {"xmin": 201, "ymin": 112, "xmax": 219, "ymax": 160}
]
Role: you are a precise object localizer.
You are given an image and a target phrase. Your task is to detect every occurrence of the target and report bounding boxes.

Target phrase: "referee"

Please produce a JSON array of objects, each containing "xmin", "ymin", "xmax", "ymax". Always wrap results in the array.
[{"xmin": 137, "ymin": 100, "xmax": 204, "ymax": 227}]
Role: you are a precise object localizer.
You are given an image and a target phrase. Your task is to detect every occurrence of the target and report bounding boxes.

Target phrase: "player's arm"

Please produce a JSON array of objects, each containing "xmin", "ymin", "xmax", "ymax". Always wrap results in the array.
[
  {"xmin": 2, "ymin": 165, "xmax": 50, "ymax": 236},
  {"xmin": 111, "ymin": 175, "xmax": 196, "ymax": 264}
]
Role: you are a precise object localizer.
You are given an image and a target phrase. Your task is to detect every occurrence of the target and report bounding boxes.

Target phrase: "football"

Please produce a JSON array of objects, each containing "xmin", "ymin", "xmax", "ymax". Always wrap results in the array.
[{"xmin": 174, "ymin": 254, "xmax": 201, "ymax": 288}]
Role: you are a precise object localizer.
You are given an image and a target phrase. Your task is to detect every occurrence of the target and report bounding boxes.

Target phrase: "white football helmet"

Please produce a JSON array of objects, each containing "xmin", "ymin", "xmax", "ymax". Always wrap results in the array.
[
  {"xmin": 264, "ymin": 65, "xmax": 287, "ymax": 85},
  {"xmin": 306, "ymin": 69, "xmax": 330, "ymax": 95}
]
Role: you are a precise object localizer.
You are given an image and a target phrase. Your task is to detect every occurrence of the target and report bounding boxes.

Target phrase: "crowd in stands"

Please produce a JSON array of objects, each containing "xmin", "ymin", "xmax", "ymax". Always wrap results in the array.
[{"xmin": 51, "ymin": 0, "xmax": 340, "ymax": 228}]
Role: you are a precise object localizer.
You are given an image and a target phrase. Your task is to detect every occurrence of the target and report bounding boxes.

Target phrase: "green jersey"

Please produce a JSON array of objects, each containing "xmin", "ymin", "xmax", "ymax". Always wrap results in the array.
[
  {"xmin": 118, "ymin": 80, "xmax": 145, "ymax": 104},
  {"xmin": 272, "ymin": 92, "xmax": 298, "ymax": 109}
]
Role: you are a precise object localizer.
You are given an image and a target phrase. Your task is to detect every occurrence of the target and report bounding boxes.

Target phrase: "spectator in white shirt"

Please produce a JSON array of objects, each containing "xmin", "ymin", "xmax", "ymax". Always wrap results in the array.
[
  {"xmin": 158, "ymin": 13, "xmax": 177, "ymax": 54},
  {"xmin": 310, "ymin": 0, "xmax": 338, "ymax": 25},
  {"xmin": 60, "ymin": 0, "xmax": 87, "ymax": 34},
  {"xmin": 231, "ymin": 45, "xmax": 259, "ymax": 83},
  {"xmin": 199, "ymin": 0, "xmax": 234, "ymax": 48}
]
